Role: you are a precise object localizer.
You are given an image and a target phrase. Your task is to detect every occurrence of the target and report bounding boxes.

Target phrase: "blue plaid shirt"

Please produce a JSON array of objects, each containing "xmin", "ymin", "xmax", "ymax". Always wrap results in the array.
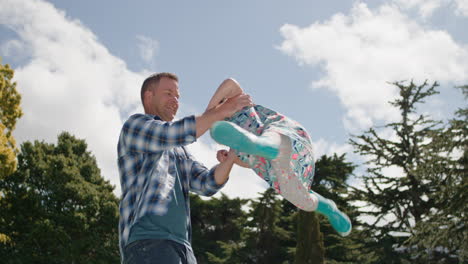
[{"xmin": 117, "ymin": 113, "xmax": 225, "ymax": 255}]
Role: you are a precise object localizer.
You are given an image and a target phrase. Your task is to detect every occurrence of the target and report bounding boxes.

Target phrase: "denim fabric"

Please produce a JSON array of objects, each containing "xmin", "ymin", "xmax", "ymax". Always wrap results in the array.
[{"xmin": 123, "ymin": 239, "xmax": 197, "ymax": 264}]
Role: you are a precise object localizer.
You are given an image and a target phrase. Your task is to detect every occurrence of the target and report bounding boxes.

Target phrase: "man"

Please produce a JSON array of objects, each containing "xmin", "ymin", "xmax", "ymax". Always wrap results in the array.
[{"xmin": 118, "ymin": 72, "xmax": 252, "ymax": 263}]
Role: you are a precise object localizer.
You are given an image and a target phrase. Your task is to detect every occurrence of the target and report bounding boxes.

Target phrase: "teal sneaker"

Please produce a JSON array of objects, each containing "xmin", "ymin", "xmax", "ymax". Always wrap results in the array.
[
  {"xmin": 311, "ymin": 190, "xmax": 352, "ymax": 236},
  {"xmin": 210, "ymin": 121, "xmax": 279, "ymax": 159}
]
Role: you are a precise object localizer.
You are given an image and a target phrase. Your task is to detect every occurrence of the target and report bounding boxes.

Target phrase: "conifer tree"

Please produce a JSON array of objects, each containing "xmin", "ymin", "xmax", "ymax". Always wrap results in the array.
[
  {"xmin": 309, "ymin": 154, "xmax": 372, "ymax": 264},
  {"xmin": 191, "ymin": 193, "xmax": 248, "ymax": 263},
  {"xmin": 294, "ymin": 211, "xmax": 324, "ymax": 264},
  {"xmin": 209, "ymin": 188, "xmax": 291, "ymax": 264},
  {"xmin": 407, "ymin": 85, "xmax": 467, "ymax": 263},
  {"xmin": 350, "ymin": 81, "xmax": 466, "ymax": 263}
]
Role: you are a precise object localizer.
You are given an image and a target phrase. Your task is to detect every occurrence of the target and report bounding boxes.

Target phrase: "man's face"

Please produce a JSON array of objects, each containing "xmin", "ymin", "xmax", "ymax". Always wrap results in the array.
[{"xmin": 148, "ymin": 77, "xmax": 180, "ymax": 121}]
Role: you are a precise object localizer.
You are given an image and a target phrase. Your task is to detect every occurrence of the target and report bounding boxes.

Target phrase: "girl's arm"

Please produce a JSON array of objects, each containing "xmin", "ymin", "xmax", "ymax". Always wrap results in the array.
[
  {"xmin": 205, "ymin": 78, "xmax": 244, "ymax": 112},
  {"xmin": 217, "ymin": 149, "xmax": 251, "ymax": 168},
  {"xmin": 234, "ymin": 156, "xmax": 251, "ymax": 168}
]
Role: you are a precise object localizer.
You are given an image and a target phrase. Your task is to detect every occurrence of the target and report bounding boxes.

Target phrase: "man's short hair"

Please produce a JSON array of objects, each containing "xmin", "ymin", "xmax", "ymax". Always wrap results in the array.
[{"xmin": 140, "ymin": 72, "xmax": 179, "ymax": 105}]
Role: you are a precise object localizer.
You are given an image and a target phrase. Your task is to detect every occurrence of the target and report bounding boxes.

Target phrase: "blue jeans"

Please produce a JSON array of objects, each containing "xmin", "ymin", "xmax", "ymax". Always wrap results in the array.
[{"xmin": 123, "ymin": 239, "xmax": 197, "ymax": 264}]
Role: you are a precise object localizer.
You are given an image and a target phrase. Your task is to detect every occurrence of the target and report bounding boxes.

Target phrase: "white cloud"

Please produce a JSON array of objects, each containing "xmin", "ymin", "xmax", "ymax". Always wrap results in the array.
[
  {"xmin": 392, "ymin": 0, "xmax": 448, "ymax": 18},
  {"xmin": 1, "ymin": 39, "xmax": 28, "ymax": 60},
  {"xmin": 391, "ymin": 0, "xmax": 468, "ymax": 18},
  {"xmin": 0, "ymin": 0, "xmax": 145, "ymax": 196},
  {"xmin": 313, "ymin": 138, "xmax": 352, "ymax": 159},
  {"xmin": 0, "ymin": 0, "xmax": 265, "ymax": 200},
  {"xmin": 455, "ymin": 0, "xmax": 468, "ymax": 16},
  {"xmin": 136, "ymin": 35, "xmax": 159, "ymax": 64},
  {"xmin": 278, "ymin": 2, "xmax": 468, "ymax": 132}
]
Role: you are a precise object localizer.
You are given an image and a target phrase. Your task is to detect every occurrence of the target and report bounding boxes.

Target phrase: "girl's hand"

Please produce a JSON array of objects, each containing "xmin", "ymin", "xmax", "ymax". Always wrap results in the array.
[
  {"xmin": 216, "ymin": 149, "xmax": 230, "ymax": 163},
  {"xmin": 216, "ymin": 148, "xmax": 238, "ymax": 163}
]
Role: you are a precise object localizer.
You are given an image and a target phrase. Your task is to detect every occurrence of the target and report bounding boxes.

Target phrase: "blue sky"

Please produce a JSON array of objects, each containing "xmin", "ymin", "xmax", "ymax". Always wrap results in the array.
[{"xmin": 1, "ymin": 0, "xmax": 467, "ymax": 199}]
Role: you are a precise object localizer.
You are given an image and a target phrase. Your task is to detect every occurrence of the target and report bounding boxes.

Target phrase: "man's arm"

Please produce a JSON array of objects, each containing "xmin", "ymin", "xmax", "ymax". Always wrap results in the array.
[
  {"xmin": 119, "ymin": 114, "xmax": 197, "ymax": 154},
  {"xmin": 187, "ymin": 149, "xmax": 239, "ymax": 196}
]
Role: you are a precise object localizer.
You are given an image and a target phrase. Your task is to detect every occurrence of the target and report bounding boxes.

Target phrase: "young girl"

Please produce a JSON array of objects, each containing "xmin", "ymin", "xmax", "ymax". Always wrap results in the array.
[{"xmin": 207, "ymin": 78, "xmax": 352, "ymax": 236}]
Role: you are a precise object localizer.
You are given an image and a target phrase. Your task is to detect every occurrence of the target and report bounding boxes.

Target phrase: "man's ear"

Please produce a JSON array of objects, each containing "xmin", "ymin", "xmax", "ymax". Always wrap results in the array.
[
  {"xmin": 143, "ymin": 89, "xmax": 153, "ymax": 103},
  {"xmin": 141, "ymin": 90, "xmax": 151, "ymax": 112}
]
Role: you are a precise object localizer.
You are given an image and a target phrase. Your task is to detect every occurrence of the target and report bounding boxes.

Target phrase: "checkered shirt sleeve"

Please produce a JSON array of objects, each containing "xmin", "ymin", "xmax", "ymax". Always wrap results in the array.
[{"xmin": 117, "ymin": 114, "xmax": 226, "ymax": 259}]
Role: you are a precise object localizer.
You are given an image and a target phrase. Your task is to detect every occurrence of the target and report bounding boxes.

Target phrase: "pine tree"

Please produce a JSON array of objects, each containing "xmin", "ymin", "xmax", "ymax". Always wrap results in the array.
[
  {"xmin": 212, "ymin": 188, "xmax": 292, "ymax": 264},
  {"xmin": 406, "ymin": 85, "xmax": 468, "ymax": 263},
  {"xmin": 310, "ymin": 154, "xmax": 373, "ymax": 264},
  {"xmin": 294, "ymin": 211, "xmax": 324, "ymax": 264},
  {"xmin": 350, "ymin": 81, "xmax": 466, "ymax": 263},
  {"xmin": 0, "ymin": 132, "xmax": 120, "ymax": 263},
  {"xmin": 278, "ymin": 198, "xmax": 299, "ymax": 262},
  {"xmin": 191, "ymin": 154, "xmax": 370, "ymax": 263},
  {"xmin": 245, "ymin": 188, "xmax": 292, "ymax": 263},
  {"xmin": 191, "ymin": 193, "xmax": 248, "ymax": 264}
]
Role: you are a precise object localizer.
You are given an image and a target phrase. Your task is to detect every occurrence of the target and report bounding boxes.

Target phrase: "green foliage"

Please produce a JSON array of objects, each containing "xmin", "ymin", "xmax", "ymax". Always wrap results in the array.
[
  {"xmin": 350, "ymin": 81, "xmax": 467, "ymax": 263},
  {"xmin": 312, "ymin": 154, "xmax": 374, "ymax": 264},
  {"xmin": 191, "ymin": 193, "xmax": 248, "ymax": 264},
  {"xmin": 406, "ymin": 85, "xmax": 468, "ymax": 263},
  {"xmin": 0, "ymin": 58, "xmax": 23, "ymax": 179},
  {"xmin": 294, "ymin": 211, "xmax": 324, "ymax": 264},
  {"xmin": 191, "ymin": 154, "xmax": 363, "ymax": 264},
  {"xmin": 0, "ymin": 132, "xmax": 120, "ymax": 263},
  {"xmin": 206, "ymin": 188, "xmax": 293, "ymax": 264},
  {"xmin": 241, "ymin": 188, "xmax": 292, "ymax": 263},
  {"xmin": 0, "ymin": 58, "xmax": 23, "ymax": 249}
]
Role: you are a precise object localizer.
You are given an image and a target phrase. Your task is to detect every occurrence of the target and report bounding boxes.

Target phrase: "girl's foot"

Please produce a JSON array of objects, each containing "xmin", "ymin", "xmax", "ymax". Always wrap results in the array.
[
  {"xmin": 310, "ymin": 190, "xmax": 352, "ymax": 236},
  {"xmin": 210, "ymin": 121, "xmax": 279, "ymax": 159}
]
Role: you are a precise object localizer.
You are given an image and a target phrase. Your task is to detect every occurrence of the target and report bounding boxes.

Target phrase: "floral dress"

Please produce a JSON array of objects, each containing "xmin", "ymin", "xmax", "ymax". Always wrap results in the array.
[{"xmin": 227, "ymin": 105, "xmax": 316, "ymax": 209}]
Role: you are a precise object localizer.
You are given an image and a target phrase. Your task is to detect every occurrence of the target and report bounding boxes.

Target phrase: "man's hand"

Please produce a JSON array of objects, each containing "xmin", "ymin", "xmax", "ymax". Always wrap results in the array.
[
  {"xmin": 195, "ymin": 93, "xmax": 253, "ymax": 139},
  {"xmin": 216, "ymin": 93, "xmax": 252, "ymax": 119}
]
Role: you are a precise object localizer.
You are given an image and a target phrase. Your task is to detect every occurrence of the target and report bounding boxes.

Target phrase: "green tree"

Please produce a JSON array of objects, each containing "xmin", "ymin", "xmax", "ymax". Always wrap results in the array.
[
  {"xmin": 278, "ymin": 198, "xmax": 299, "ymax": 262},
  {"xmin": 350, "ymin": 81, "xmax": 466, "ymax": 263},
  {"xmin": 206, "ymin": 154, "xmax": 367, "ymax": 264},
  {"xmin": 0, "ymin": 58, "xmax": 23, "ymax": 246},
  {"xmin": 294, "ymin": 211, "xmax": 324, "ymax": 264},
  {"xmin": 311, "ymin": 154, "xmax": 355, "ymax": 264},
  {"xmin": 244, "ymin": 188, "xmax": 292, "ymax": 263},
  {"xmin": 0, "ymin": 58, "xmax": 23, "ymax": 179},
  {"xmin": 298, "ymin": 154, "xmax": 372, "ymax": 264},
  {"xmin": 407, "ymin": 85, "xmax": 468, "ymax": 263},
  {"xmin": 211, "ymin": 188, "xmax": 292, "ymax": 264},
  {"xmin": 0, "ymin": 132, "xmax": 120, "ymax": 263},
  {"xmin": 191, "ymin": 193, "xmax": 248, "ymax": 264}
]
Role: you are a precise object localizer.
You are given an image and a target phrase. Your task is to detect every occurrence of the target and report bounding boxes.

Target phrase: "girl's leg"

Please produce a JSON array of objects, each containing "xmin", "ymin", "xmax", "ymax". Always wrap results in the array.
[
  {"xmin": 273, "ymin": 134, "xmax": 319, "ymax": 211},
  {"xmin": 205, "ymin": 78, "xmax": 244, "ymax": 112},
  {"xmin": 273, "ymin": 134, "xmax": 352, "ymax": 236},
  {"xmin": 210, "ymin": 121, "xmax": 279, "ymax": 159}
]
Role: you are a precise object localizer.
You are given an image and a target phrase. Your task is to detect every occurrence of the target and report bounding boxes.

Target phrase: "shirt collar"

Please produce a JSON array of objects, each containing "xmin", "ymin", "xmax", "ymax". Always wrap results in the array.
[{"xmin": 146, "ymin": 114, "xmax": 162, "ymax": 121}]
